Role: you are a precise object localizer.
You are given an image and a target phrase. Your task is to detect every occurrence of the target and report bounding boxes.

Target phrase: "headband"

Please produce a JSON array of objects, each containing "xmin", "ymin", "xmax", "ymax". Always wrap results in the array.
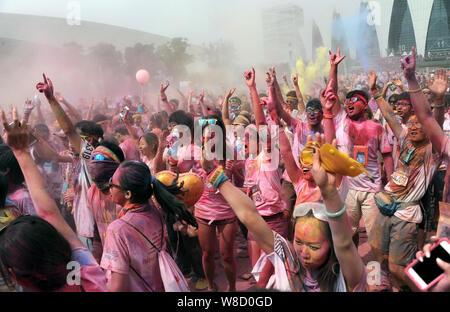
[
  {"xmin": 92, "ymin": 146, "xmax": 120, "ymax": 163},
  {"xmin": 286, "ymin": 96, "xmax": 298, "ymax": 103},
  {"xmin": 233, "ymin": 115, "xmax": 250, "ymax": 126}
]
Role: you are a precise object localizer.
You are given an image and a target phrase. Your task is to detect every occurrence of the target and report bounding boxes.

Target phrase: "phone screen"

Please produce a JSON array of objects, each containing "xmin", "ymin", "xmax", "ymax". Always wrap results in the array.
[{"xmin": 412, "ymin": 243, "xmax": 450, "ymax": 285}]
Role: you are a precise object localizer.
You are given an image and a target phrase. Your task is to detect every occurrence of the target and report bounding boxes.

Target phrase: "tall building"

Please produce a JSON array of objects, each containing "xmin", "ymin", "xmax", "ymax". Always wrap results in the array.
[{"xmin": 261, "ymin": 4, "xmax": 305, "ymax": 65}]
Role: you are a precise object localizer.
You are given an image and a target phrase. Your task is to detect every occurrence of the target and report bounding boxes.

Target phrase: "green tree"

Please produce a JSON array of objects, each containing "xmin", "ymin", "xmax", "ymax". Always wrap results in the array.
[{"xmin": 156, "ymin": 37, "xmax": 193, "ymax": 81}]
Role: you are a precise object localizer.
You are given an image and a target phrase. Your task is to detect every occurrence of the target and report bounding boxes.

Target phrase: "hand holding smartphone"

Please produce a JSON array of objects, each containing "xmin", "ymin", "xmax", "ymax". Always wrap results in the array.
[{"xmin": 406, "ymin": 238, "xmax": 450, "ymax": 291}]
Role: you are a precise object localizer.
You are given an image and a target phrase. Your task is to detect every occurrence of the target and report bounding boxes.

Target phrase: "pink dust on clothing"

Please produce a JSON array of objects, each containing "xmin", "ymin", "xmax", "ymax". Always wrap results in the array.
[
  {"xmin": 5, "ymin": 187, "xmax": 37, "ymax": 218},
  {"xmin": 120, "ymin": 138, "xmax": 141, "ymax": 161},
  {"xmin": 176, "ymin": 144, "xmax": 203, "ymax": 175},
  {"xmin": 337, "ymin": 116, "xmax": 392, "ymax": 192},
  {"xmin": 87, "ymin": 185, "xmax": 119, "ymax": 246},
  {"xmin": 293, "ymin": 178, "xmax": 322, "ymax": 207},
  {"xmin": 100, "ymin": 203, "xmax": 166, "ymax": 292},
  {"xmin": 57, "ymin": 248, "xmax": 107, "ymax": 292},
  {"xmin": 245, "ymin": 153, "xmax": 285, "ymax": 216},
  {"xmin": 194, "ymin": 165, "xmax": 236, "ymax": 222}
]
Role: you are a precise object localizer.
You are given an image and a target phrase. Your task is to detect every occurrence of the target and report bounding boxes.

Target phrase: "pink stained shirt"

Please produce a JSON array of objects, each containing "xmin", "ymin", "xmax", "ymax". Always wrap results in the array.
[
  {"xmin": 245, "ymin": 153, "xmax": 286, "ymax": 216},
  {"xmin": 5, "ymin": 187, "xmax": 37, "ymax": 218},
  {"xmin": 57, "ymin": 247, "xmax": 107, "ymax": 292},
  {"xmin": 120, "ymin": 138, "xmax": 141, "ymax": 161},
  {"xmin": 86, "ymin": 185, "xmax": 120, "ymax": 246},
  {"xmin": 100, "ymin": 203, "xmax": 166, "ymax": 292},
  {"xmin": 335, "ymin": 113, "xmax": 392, "ymax": 192}
]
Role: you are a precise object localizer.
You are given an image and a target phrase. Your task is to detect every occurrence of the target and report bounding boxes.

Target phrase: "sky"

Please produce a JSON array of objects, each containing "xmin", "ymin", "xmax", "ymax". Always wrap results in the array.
[{"xmin": 0, "ymin": 0, "xmax": 361, "ymax": 55}]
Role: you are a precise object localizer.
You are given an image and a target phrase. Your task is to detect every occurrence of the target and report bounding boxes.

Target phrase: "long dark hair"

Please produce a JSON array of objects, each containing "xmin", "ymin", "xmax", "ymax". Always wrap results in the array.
[
  {"xmin": 0, "ymin": 215, "xmax": 72, "ymax": 291},
  {"xmin": 200, "ymin": 114, "xmax": 229, "ymax": 162},
  {"xmin": 117, "ymin": 161, "xmax": 197, "ymax": 227},
  {"xmin": 0, "ymin": 144, "xmax": 25, "ymax": 186},
  {"xmin": 294, "ymin": 211, "xmax": 340, "ymax": 292}
]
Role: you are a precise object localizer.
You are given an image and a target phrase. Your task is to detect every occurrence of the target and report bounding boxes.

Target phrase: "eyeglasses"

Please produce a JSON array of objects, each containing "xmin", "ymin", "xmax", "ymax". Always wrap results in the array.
[
  {"xmin": 108, "ymin": 177, "xmax": 123, "ymax": 190},
  {"xmin": 306, "ymin": 108, "xmax": 321, "ymax": 114},
  {"xmin": 293, "ymin": 202, "xmax": 329, "ymax": 222},
  {"xmin": 406, "ymin": 121, "xmax": 423, "ymax": 129},
  {"xmin": 199, "ymin": 119, "xmax": 217, "ymax": 126}
]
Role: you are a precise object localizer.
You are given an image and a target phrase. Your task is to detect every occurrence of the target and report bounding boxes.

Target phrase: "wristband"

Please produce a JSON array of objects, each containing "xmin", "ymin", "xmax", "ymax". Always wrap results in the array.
[
  {"xmin": 207, "ymin": 166, "xmax": 229, "ymax": 188},
  {"xmin": 432, "ymin": 103, "xmax": 446, "ymax": 109},
  {"xmin": 323, "ymin": 113, "xmax": 335, "ymax": 119},
  {"xmin": 324, "ymin": 204, "xmax": 347, "ymax": 218},
  {"xmin": 373, "ymin": 94, "xmax": 383, "ymax": 100},
  {"xmin": 24, "ymin": 109, "xmax": 33, "ymax": 114}
]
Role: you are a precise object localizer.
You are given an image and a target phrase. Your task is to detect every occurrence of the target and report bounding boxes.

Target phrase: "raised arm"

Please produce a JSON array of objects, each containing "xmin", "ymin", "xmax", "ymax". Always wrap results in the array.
[
  {"xmin": 121, "ymin": 108, "xmax": 140, "ymax": 144},
  {"xmin": 269, "ymin": 68, "xmax": 294, "ymax": 127},
  {"xmin": 428, "ymin": 69, "xmax": 449, "ymax": 128},
  {"xmin": 152, "ymin": 130, "xmax": 169, "ymax": 174},
  {"xmin": 221, "ymin": 88, "xmax": 236, "ymax": 126},
  {"xmin": 1, "ymin": 108, "xmax": 83, "ymax": 250},
  {"xmin": 311, "ymin": 133, "xmax": 364, "ymax": 291},
  {"xmin": 176, "ymin": 88, "xmax": 189, "ymax": 111},
  {"xmin": 85, "ymin": 97, "xmax": 95, "ymax": 120},
  {"xmin": 292, "ymin": 74, "xmax": 306, "ymax": 114},
  {"xmin": 328, "ymin": 47, "xmax": 346, "ymax": 116},
  {"xmin": 198, "ymin": 90, "xmax": 208, "ymax": 116},
  {"xmin": 36, "ymin": 74, "xmax": 82, "ymax": 154},
  {"xmin": 243, "ymin": 68, "xmax": 266, "ymax": 128},
  {"xmin": 369, "ymin": 70, "xmax": 404, "ymax": 140},
  {"xmin": 55, "ymin": 92, "xmax": 83, "ymax": 121},
  {"xmin": 22, "ymin": 99, "xmax": 35, "ymax": 124},
  {"xmin": 201, "ymin": 152, "xmax": 274, "ymax": 254},
  {"xmin": 401, "ymin": 47, "xmax": 447, "ymax": 153},
  {"xmin": 160, "ymin": 81, "xmax": 175, "ymax": 115}
]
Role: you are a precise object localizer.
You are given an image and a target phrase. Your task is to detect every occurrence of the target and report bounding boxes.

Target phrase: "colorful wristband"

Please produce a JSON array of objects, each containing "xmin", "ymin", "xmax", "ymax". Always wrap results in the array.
[
  {"xmin": 324, "ymin": 204, "xmax": 347, "ymax": 218},
  {"xmin": 323, "ymin": 113, "xmax": 335, "ymax": 119},
  {"xmin": 207, "ymin": 166, "xmax": 229, "ymax": 188}
]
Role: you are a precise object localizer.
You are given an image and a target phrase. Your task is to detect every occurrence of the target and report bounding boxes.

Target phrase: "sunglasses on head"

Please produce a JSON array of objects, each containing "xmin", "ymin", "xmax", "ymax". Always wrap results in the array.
[
  {"xmin": 293, "ymin": 202, "xmax": 329, "ymax": 222},
  {"xmin": 199, "ymin": 119, "xmax": 217, "ymax": 127}
]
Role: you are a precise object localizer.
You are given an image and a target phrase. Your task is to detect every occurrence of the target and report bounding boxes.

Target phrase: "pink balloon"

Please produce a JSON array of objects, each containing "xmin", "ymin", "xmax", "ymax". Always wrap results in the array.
[{"xmin": 136, "ymin": 69, "xmax": 150, "ymax": 85}]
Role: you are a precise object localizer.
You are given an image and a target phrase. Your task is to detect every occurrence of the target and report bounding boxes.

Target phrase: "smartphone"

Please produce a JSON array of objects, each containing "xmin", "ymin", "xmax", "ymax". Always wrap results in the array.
[
  {"xmin": 405, "ymin": 238, "xmax": 450, "ymax": 291},
  {"xmin": 119, "ymin": 106, "xmax": 129, "ymax": 118}
]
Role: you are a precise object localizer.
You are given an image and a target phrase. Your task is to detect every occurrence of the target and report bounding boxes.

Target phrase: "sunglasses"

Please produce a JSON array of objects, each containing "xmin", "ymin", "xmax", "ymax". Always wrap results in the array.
[
  {"xmin": 407, "ymin": 121, "xmax": 422, "ymax": 129},
  {"xmin": 345, "ymin": 97, "xmax": 362, "ymax": 104},
  {"xmin": 199, "ymin": 119, "xmax": 217, "ymax": 126},
  {"xmin": 306, "ymin": 108, "xmax": 321, "ymax": 114},
  {"xmin": 108, "ymin": 177, "xmax": 124, "ymax": 190},
  {"xmin": 293, "ymin": 202, "xmax": 329, "ymax": 222}
]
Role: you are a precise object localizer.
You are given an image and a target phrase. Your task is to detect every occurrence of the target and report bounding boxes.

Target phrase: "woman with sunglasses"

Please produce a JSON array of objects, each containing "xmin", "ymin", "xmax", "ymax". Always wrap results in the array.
[
  {"xmin": 100, "ymin": 160, "xmax": 196, "ymax": 291},
  {"xmin": 86, "ymin": 141, "xmax": 125, "ymax": 262},
  {"xmin": 201, "ymin": 132, "xmax": 366, "ymax": 292},
  {"xmin": 194, "ymin": 113, "xmax": 243, "ymax": 291},
  {"xmin": 0, "ymin": 108, "xmax": 107, "ymax": 292}
]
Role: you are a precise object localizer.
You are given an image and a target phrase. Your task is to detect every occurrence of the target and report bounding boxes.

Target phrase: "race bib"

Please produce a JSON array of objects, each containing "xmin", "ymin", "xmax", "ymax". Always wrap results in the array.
[
  {"xmin": 251, "ymin": 185, "xmax": 264, "ymax": 207},
  {"xmin": 391, "ymin": 169, "xmax": 409, "ymax": 187},
  {"xmin": 353, "ymin": 145, "xmax": 368, "ymax": 166}
]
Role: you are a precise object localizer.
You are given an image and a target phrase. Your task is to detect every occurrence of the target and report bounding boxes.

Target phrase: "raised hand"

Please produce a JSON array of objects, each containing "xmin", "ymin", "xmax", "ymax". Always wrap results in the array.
[
  {"xmin": 320, "ymin": 87, "xmax": 338, "ymax": 113},
  {"xmin": 310, "ymin": 133, "xmax": 337, "ymax": 189},
  {"xmin": 243, "ymin": 67, "xmax": 256, "ymax": 87},
  {"xmin": 1, "ymin": 108, "xmax": 31, "ymax": 151},
  {"xmin": 36, "ymin": 73, "xmax": 55, "ymax": 100},
  {"xmin": 428, "ymin": 68, "xmax": 449, "ymax": 100},
  {"xmin": 369, "ymin": 70, "xmax": 378, "ymax": 91},
  {"xmin": 198, "ymin": 89, "xmax": 205, "ymax": 102},
  {"xmin": 226, "ymin": 88, "xmax": 236, "ymax": 99},
  {"xmin": 160, "ymin": 81, "xmax": 170, "ymax": 95},
  {"xmin": 329, "ymin": 47, "xmax": 346, "ymax": 66},
  {"xmin": 401, "ymin": 46, "xmax": 416, "ymax": 80},
  {"xmin": 292, "ymin": 73, "xmax": 299, "ymax": 86},
  {"xmin": 24, "ymin": 98, "xmax": 35, "ymax": 112},
  {"xmin": 265, "ymin": 71, "xmax": 275, "ymax": 87}
]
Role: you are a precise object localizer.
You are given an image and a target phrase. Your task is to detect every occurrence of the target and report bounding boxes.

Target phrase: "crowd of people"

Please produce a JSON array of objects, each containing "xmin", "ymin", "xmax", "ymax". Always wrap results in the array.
[{"xmin": 0, "ymin": 46, "xmax": 449, "ymax": 292}]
